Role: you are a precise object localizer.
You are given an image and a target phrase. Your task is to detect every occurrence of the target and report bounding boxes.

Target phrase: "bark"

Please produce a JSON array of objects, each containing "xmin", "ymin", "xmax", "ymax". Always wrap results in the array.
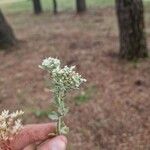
[
  {"xmin": 53, "ymin": 0, "xmax": 58, "ymax": 14},
  {"xmin": 76, "ymin": 0, "xmax": 86, "ymax": 13},
  {"xmin": 32, "ymin": 0, "xmax": 42, "ymax": 14},
  {"xmin": 115, "ymin": 0, "xmax": 148, "ymax": 60},
  {"xmin": 0, "ymin": 10, "xmax": 16, "ymax": 49}
]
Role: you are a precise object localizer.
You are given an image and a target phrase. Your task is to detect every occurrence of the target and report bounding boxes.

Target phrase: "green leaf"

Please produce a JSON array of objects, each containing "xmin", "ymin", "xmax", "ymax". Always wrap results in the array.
[
  {"xmin": 63, "ymin": 107, "xmax": 69, "ymax": 115},
  {"xmin": 60, "ymin": 126, "xmax": 69, "ymax": 135},
  {"xmin": 48, "ymin": 111, "xmax": 59, "ymax": 120},
  {"xmin": 33, "ymin": 109, "xmax": 50, "ymax": 118}
]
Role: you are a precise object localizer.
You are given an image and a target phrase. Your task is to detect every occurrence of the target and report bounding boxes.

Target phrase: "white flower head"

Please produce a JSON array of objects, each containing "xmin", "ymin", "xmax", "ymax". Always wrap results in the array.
[
  {"xmin": 52, "ymin": 65, "xmax": 86, "ymax": 91},
  {"xmin": 40, "ymin": 57, "xmax": 86, "ymax": 93},
  {"xmin": 39, "ymin": 57, "xmax": 60, "ymax": 71},
  {"xmin": 0, "ymin": 110, "xmax": 24, "ymax": 141},
  {"xmin": 1, "ymin": 110, "xmax": 9, "ymax": 119},
  {"xmin": 11, "ymin": 110, "xmax": 24, "ymax": 118}
]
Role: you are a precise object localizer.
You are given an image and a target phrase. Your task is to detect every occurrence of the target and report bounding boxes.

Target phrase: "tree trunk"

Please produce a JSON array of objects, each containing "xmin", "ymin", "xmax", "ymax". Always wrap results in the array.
[
  {"xmin": 115, "ymin": 0, "xmax": 148, "ymax": 60},
  {"xmin": 53, "ymin": 0, "xmax": 58, "ymax": 14},
  {"xmin": 76, "ymin": 0, "xmax": 86, "ymax": 13},
  {"xmin": 0, "ymin": 10, "xmax": 16, "ymax": 49},
  {"xmin": 32, "ymin": 0, "xmax": 42, "ymax": 14}
]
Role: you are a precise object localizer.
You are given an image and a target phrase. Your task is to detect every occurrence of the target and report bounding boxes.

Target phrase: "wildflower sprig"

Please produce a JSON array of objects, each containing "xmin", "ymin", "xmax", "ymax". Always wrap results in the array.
[
  {"xmin": 40, "ymin": 57, "xmax": 86, "ymax": 135},
  {"xmin": 0, "ymin": 110, "xmax": 24, "ymax": 141}
]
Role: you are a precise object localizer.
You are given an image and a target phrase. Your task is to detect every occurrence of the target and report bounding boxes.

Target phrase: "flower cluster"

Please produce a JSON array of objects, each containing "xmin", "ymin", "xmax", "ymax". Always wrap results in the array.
[
  {"xmin": 52, "ymin": 65, "xmax": 86, "ymax": 92},
  {"xmin": 40, "ymin": 57, "xmax": 86, "ymax": 135},
  {"xmin": 40, "ymin": 57, "xmax": 86, "ymax": 92},
  {"xmin": 40, "ymin": 57, "xmax": 60, "ymax": 71},
  {"xmin": 0, "ymin": 110, "xmax": 24, "ymax": 141}
]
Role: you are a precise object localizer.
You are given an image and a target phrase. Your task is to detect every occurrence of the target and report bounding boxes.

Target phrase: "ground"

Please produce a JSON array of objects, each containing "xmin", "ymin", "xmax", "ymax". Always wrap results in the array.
[{"xmin": 0, "ymin": 3, "xmax": 150, "ymax": 150}]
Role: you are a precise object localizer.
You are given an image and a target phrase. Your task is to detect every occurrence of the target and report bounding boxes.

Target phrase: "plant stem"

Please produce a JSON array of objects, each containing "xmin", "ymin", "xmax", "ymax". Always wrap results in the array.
[
  {"xmin": 56, "ymin": 90, "xmax": 63, "ymax": 135},
  {"xmin": 57, "ymin": 116, "xmax": 61, "ymax": 135}
]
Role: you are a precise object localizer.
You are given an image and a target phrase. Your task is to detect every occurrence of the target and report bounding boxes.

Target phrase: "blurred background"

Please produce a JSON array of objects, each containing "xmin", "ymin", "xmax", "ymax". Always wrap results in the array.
[{"xmin": 0, "ymin": 0, "xmax": 150, "ymax": 149}]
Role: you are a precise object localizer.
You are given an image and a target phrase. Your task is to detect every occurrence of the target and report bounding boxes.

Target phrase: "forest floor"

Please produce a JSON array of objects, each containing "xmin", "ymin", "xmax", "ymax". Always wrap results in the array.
[{"xmin": 0, "ymin": 7, "xmax": 150, "ymax": 150}]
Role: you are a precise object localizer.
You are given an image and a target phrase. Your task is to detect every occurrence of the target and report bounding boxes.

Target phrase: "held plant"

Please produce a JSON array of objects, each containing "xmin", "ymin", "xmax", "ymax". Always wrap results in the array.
[
  {"xmin": 0, "ymin": 110, "xmax": 24, "ymax": 149},
  {"xmin": 0, "ymin": 110, "xmax": 24, "ymax": 141},
  {"xmin": 40, "ymin": 57, "xmax": 86, "ymax": 135}
]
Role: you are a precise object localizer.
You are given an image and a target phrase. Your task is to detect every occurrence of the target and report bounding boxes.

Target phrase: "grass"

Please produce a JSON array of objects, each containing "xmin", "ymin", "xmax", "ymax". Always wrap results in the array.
[
  {"xmin": 0, "ymin": 0, "xmax": 114, "ymax": 14},
  {"xmin": 1, "ymin": 0, "xmax": 149, "ymax": 14},
  {"xmin": 74, "ymin": 86, "xmax": 97, "ymax": 105}
]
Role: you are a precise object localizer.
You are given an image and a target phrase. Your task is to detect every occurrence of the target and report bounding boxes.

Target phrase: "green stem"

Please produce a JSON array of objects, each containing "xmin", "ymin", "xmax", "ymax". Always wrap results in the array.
[
  {"xmin": 57, "ymin": 116, "xmax": 61, "ymax": 135},
  {"xmin": 56, "ymin": 91, "xmax": 65, "ymax": 135}
]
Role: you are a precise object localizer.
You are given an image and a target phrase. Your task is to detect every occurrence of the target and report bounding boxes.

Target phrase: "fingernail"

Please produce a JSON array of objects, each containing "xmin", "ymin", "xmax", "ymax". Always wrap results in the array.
[{"xmin": 51, "ymin": 136, "xmax": 67, "ymax": 150}]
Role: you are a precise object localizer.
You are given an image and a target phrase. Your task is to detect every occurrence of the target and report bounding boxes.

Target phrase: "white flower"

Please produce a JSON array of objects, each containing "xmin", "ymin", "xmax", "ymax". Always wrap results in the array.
[
  {"xmin": 0, "ymin": 110, "xmax": 24, "ymax": 141},
  {"xmin": 53, "ymin": 65, "xmax": 86, "ymax": 90},
  {"xmin": 1, "ymin": 110, "xmax": 9, "ymax": 119},
  {"xmin": 0, "ymin": 122, "xmax": 7, "ymax": 130},
  {"xmin": 39, "ymin": 57, "xmax": 60, "ymax": 71},
  {"xmin": 40, "ymin": 57, "xmax": 86, "ymax": 93},
  {"xmin": 11, "ymin": 119, "xmax": 23, "ymax": 135},
  {"xmin": 11, "ymin": 110, "xmax": 24, "ymax": 118}
]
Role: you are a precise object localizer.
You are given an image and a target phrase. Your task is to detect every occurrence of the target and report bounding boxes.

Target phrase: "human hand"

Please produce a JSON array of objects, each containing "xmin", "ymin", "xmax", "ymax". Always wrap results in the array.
[{"xmin": 7, "ymin": 123, "xmax": 67, "ymax": 150}]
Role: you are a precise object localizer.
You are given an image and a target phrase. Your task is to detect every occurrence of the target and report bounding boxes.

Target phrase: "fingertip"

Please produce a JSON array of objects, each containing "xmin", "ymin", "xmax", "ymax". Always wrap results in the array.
[
  {"xmin": 57, "ymin": 135, "xmax": 67, "ymax": 145},
  {"xmin": 38, "ymin": 135, "xmax": 67, "ymax": 150}
]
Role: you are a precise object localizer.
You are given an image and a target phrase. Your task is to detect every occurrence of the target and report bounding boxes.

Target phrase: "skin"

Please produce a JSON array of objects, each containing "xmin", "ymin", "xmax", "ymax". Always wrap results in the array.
[{"xmin": 6, "ymin": 123, "xmax": 67, "ymax": 150}]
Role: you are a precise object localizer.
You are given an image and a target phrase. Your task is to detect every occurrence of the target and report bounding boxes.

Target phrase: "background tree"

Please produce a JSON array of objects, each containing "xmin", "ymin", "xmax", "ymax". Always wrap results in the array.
[
  {"xmin": 32, "ymin": 0, "xmax": 42, "ymax": 14},
  {"xmin": 0, "ymin": 9, "xmax": 16, "ymax": 49},
  {"xmin": 53, "ymin": 0, "xmax": 58, "ymax": 14},
  {"xmin": 76, "ymin": 0, "xmax": 86, "ymax": 13},
  {"xmin": 115, "ymin": 0, "xmax": 148, "ymax": 60}
]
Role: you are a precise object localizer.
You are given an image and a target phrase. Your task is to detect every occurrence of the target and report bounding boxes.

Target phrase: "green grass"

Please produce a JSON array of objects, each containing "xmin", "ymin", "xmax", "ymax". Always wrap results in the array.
[
  {"xmin": 74, "ymin": 85, "xmax": 97, "ymax": 105},
  {"xmin": 0, "ymin": 0, "xmax": 149, "ymax": 14},
  {"xmin": 0, "ymin": 0, "xmax": 114, "ymax": 14}
]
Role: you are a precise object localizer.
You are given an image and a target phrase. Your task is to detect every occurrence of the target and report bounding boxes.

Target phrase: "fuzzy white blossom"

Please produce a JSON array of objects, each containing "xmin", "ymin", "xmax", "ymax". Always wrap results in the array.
[
  {"xmin": 40, "ymin": 57, "xmax": 86, "ymax": 135},
  {"xmin": 52, "ymin": 65, "xmax": 86, "ymax": 91},
  {"xmin": 40, "ymin": 57, "xmax": 60, "ymax": 71},
  {"xmin": 0, "ymin": 110, "xmax": 24, "ymax": 141},
  {"xmin": 40, "ymin": 57, "xmax": 86, "ymax": 92}
]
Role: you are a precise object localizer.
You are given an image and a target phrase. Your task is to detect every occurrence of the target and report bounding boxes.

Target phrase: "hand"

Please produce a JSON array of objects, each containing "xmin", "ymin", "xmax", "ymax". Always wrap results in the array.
[{"xmin": 8, "ymin": 123, "xmax": 67, "ymax": 150}]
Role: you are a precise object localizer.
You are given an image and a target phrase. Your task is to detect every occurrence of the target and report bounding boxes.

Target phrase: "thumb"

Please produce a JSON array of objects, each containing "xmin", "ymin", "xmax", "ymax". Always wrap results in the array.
[{"xmin": 38, "ymin": 135, "xmax": 67, "ymax": 150}]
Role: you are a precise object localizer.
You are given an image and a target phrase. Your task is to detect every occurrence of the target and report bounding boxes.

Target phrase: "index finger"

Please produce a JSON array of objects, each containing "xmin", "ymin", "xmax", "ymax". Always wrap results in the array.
[{"xmin": 10, "ymin": 123, "xmax": 56, "ymax": 150}]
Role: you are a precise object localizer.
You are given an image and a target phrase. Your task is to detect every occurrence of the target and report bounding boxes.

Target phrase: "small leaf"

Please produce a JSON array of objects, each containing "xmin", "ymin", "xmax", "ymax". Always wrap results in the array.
[
  {"xmin": 38, "ymin": 65, "xmax": 43, "ymax": 69},
  {"xmin": 63, "ymin": 107, "xmax": 69, "ymax": 115},
  {"xmin": 60, "ymin": 126, "xmax": 69, "ymax": 135},
  {"xmin": 33, "ymin": 110, "xmax": 49, "ymax": 118},
  {"xmin": 48, "ymin": 111, "xmax": 59, "ymax": 120}
]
